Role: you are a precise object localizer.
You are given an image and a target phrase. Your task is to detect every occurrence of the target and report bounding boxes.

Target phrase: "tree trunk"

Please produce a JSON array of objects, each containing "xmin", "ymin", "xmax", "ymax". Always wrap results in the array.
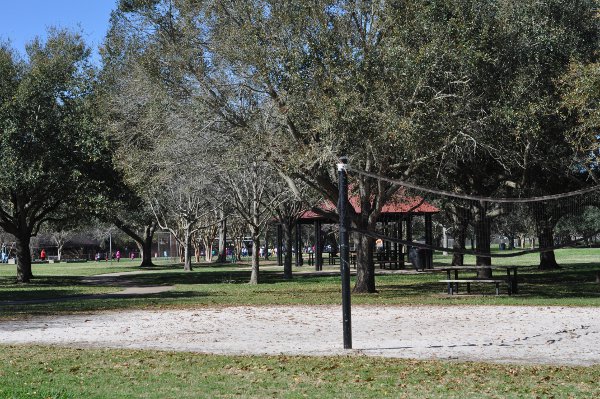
[
  {"xmin": 114, "ymin": 220, "xmax": 156, "ymax": 267},
  {"xmin": 475, "ymin": 205, "xmax": 492, "ymax": 278},
  {"xmin": 507, "ymin": 234, "xmax": 515, "ymax": 250},
  {"xmin": 203, "ymin": 237, "xmax": 213, "ymax": 262},
  {"xmin": 140, "ymin": 237, "xmax": 153, "ymax": 267},
  {"xmin": 57, "ymin": 243, "xmax": 63, "ymax": 261},
  {"xmin": 15, "ymin": 234, "xmax": 33, "ymax": 283},
  {"xmin": 140, "ymin": 225, "xmax": 156, "ymax": 267},
  {"xmin": 194, "ymin": 244, "xmax": 200, "ymax": 263},
  {"xmin": 353, "ymin": 229, "xmax": 376, "ymax": 293},
  {"xmin": 183, "ymin": 228, "xmax": 193, "ymax": 271},
  {"xmin": 449, "ymin": 205, "xmax": 470, "ymax": 266},
  {"xmin": 218, "ymin": 217, "xmax": 227, "ymax": 263},
  {"xmin": 442, "ymin": 227, "xmax": 449, "ymax": 256},
  {"xmin": 452, "ymin": 219, "xmax": 469, "ymax": 266},
  {"xmin": 263, "ymin": 229, "xmax": 270, "ymax": 260},
  {"xmin": 250, "ymin": 234, "xmax": 260, "ymax": 284},
  {"xmin": 538, "ymin": 227, "xmax": 559, "ymax": 270},
  {"xmin": 451, "ymin": 234, "xmax": 466, "ymax": 266},
  {"xmin": 283, "ymin": 222, "xmax": 293, "ymax": 279},
  {"xmin": 234, "ymin": 239, "xmax": 242, "ymax": 261},
  {"xmin": 533, "ymin": 204, "xmax": 559, "ymax": 270}
]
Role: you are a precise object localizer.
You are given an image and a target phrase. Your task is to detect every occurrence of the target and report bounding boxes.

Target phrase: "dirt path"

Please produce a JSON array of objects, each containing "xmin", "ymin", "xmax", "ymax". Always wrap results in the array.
[{"xmin": 2, "ymin": 305, "xmax": 599, "ymax": 366}]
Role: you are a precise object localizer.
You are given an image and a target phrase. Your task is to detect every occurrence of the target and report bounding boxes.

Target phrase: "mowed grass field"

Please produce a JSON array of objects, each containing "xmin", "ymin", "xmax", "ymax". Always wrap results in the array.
[
  {"xmin": 1, "ymin": 345, "xmax": 599, "ymax": 399},
  {"xmin": 0, "ymin": 248, "xmax": 599, "ymax": 398},
  {"xmin": 1, "ymin": 248, "xmax": 599, "ymax": 316}
]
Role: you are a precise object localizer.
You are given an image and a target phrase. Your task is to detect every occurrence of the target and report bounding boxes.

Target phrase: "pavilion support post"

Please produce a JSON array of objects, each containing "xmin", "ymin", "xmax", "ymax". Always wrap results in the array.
[
  {"xmin": 338, "ymin": 157, "xmax": 352, "ymax": 349},
  {"xmin": 425, "ymin": 214, "xmax": 433, "ymax": 269},
  {"xmin": 295, "ymin": 224, "xmax": 302, "ymax": 266},
  {"xmin": 315, "ymin": 221, "xmax": 323, "ymax": 271},
  {"xmin": 405, "ymin": 215, "xmax": 413, "ymax": 264},
  {"xmin": 276, "ymin": 224, "xmax": 283, "ymax": 266},
  {"xmin": 313, "ymin": 221, "xmax": 317, "ymax": 270},
  {"xmin": 384, "ymin": 221, "xmax": 392, "ymax": 268},
  {"xmin": 392, "ymin": 220, "xmax": 398, "ymax": 267},
  {"xmin": 398, "ymin": 217, "xmax": 404, "ymax": 267},
  {"xmin": 384, "ymin": 221, "xmax": 391, "ymax": 253},
  {"xmin": 393, "ymin": 223, "xmax": 398, "ymax": 268}
]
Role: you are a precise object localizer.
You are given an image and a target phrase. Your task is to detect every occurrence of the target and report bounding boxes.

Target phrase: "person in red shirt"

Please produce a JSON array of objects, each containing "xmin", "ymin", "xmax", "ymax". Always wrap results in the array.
[{"xmin": 40, "ymin": 249, "xmax": 46, "ymax": 261}]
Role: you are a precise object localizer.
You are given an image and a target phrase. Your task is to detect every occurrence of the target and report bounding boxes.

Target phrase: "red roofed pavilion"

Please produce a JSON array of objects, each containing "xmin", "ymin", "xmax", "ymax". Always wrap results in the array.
[{"xmin": 283, "ymin": 191, "xmax": 438, "ymax": 270}]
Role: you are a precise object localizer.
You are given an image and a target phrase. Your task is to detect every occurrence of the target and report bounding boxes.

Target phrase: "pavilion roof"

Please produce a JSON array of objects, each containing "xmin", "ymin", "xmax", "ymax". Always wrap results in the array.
[{"xmin": 299, "ymin": 190, "xmax": 438, "ymax": 221}]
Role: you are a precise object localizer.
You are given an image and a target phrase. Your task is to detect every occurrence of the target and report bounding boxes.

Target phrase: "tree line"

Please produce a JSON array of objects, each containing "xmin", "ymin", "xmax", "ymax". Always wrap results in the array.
[{"xmin": 1, "ymin": 0, "xmax": 599, "ymax": 289}]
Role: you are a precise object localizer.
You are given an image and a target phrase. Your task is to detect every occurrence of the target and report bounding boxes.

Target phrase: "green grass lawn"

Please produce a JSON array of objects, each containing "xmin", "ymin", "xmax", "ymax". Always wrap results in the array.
[
  {"xmin": 0, "ymin": 248, "xmax": 599, "ymax": 317},
  {"xmin": 0, "ymin": 345, "xmax": 598, "ymax": 399},
  {"xmin": 0, "ymin": 249, "xmax": 599, "ymax": 398},
  {"xmin": 434, "ymin": 247, "xmax": 600, "ymax": 267}
]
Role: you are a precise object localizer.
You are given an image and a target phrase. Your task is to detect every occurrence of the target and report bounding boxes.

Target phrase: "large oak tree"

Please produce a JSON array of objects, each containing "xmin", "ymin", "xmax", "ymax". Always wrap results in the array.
[{"xmin": 0, "ymin": 30, "xmax": 117, "ymax": 282}]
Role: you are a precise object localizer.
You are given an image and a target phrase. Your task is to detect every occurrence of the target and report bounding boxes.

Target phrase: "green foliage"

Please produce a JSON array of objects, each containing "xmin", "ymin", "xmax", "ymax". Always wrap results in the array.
[
  {"xmin": 0, "ymin": 30, "xmax": 112, "ymax": 229},
  {"xmin": 0, "ymin": 30, "xmax": 122, "ymax": 282},
  {"xmin": 556, "ymin": 206, "xmax": 600, "ymax": 240},
  {"xmin": 197, "ymin": 0, "xmax": 600, "ymax": 190},
  {"xmin": 559, "ymin": 60, "xmax": 600, "ymax": 178},
  {"xmin": 118, "ymin": 0, "xmax": 162, "ymax": 13}
]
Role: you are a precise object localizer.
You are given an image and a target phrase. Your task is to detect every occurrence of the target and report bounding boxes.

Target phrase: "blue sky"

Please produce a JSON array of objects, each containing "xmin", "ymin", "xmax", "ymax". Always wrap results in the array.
[{"xmin": 0, "ymin": 0, "xmax": 118, "ymax": 64}]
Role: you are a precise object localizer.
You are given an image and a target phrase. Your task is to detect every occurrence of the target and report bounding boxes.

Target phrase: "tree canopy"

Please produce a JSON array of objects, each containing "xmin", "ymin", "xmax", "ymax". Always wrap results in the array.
[
  {"xmin": 100, "ymin": 0, "xmax": 600, "ymax": 289},
  {"xmin": 0, "ymin": 30, "xmax": 118, "ymax": 282}
]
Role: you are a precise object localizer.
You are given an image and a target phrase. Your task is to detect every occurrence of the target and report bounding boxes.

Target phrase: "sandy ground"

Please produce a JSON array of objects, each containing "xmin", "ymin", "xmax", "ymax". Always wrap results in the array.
[{"xmin": 1, "ymin": 305, "xmax": 599, "ymax": 366}]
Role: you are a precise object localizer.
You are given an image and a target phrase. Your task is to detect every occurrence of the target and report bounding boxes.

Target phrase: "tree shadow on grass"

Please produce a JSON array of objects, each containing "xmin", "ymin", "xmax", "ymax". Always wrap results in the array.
[
  {"xmin": 0, "ymin": 269, "xmax": 342, "ymax": 306},
  {"xmin": 4, "ymin": 289, "xmax": 211, "ymax": 303},
  {"xmin": 375, "ymin": 282, "xmax": 445, "ymax": 298},
  {"xmin": 0, "ymin": 276, "xmax": 84, "ymax": 287},
  {"xmin": 107, "ymin": 269, "xmax": 336, "ymax": 286},
  {"xmin": 0, "ymin": 288, "xmax": 107, "ymax": 302},
  {"xmin": 374, "ymin": 264, "xmax": 600, "ymax": 300},
  {"xmin": 517, "ymin": 281, "xmax": 600, "ymax": 299},
  {"xmin": 0, "ymin": 290, "xmax": 215, "ymax": 316},
  {"xmin": 507, "ymin": 263, "xmax": 600, "ymax": 299}
]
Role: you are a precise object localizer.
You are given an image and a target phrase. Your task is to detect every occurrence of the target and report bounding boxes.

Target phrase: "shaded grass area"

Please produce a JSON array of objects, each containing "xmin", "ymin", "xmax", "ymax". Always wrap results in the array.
[
  {"xmin": 0, "ymin": 248, "xmax": 598, "ymax": 317},
  {"xmin": 433, "ymin": 247, "xmax": 600, "ymax": 267},
  {"xmin": 0, "ymin": 264, "xmax": 140, "ymax": 303},
  {"xmin": 0, "ymin": 261, "xmax": 143, "ymax": 278},
  {"xmin": 0, "ymin": 275, "xmax": 124, "ymax": 302},
  {"xmin": 0, "ymin": 345, "xmax": 598, "ymax": 399}
]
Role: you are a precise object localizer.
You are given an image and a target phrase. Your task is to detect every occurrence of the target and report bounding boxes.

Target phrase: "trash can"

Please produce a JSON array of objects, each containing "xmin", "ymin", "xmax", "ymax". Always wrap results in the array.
[{"xmin": 409, "ymin": 247, "xmax": 427, "ymax": 271}]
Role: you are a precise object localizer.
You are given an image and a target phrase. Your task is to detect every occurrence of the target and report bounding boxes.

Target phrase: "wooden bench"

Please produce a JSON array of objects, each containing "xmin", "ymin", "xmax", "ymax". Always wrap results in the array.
[
  {"xmin": 439, "ymin": 279, "xmax": 511, "ymax": 296},
  {"xmin": 376, "ymin": 251, "xmax": 403, "ymax": 270}
]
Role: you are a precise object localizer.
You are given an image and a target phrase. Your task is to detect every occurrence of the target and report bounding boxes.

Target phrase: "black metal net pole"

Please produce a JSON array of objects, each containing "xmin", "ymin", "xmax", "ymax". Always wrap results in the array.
[{"xmin": 337, "ymin": 157, "xmax": 352, "ymax": 349}]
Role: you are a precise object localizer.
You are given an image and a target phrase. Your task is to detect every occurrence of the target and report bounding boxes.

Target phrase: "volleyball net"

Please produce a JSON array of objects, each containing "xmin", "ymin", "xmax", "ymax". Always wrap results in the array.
[{"xmin": 344, "ymin": 166, "xmax": 600, "ymax": 259}]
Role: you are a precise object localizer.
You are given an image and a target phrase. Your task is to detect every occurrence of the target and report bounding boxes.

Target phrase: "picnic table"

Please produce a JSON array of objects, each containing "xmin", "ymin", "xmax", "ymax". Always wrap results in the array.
[{"xmin": 435, "ymin": 265, "xmax": 520, "ymax": 295}]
